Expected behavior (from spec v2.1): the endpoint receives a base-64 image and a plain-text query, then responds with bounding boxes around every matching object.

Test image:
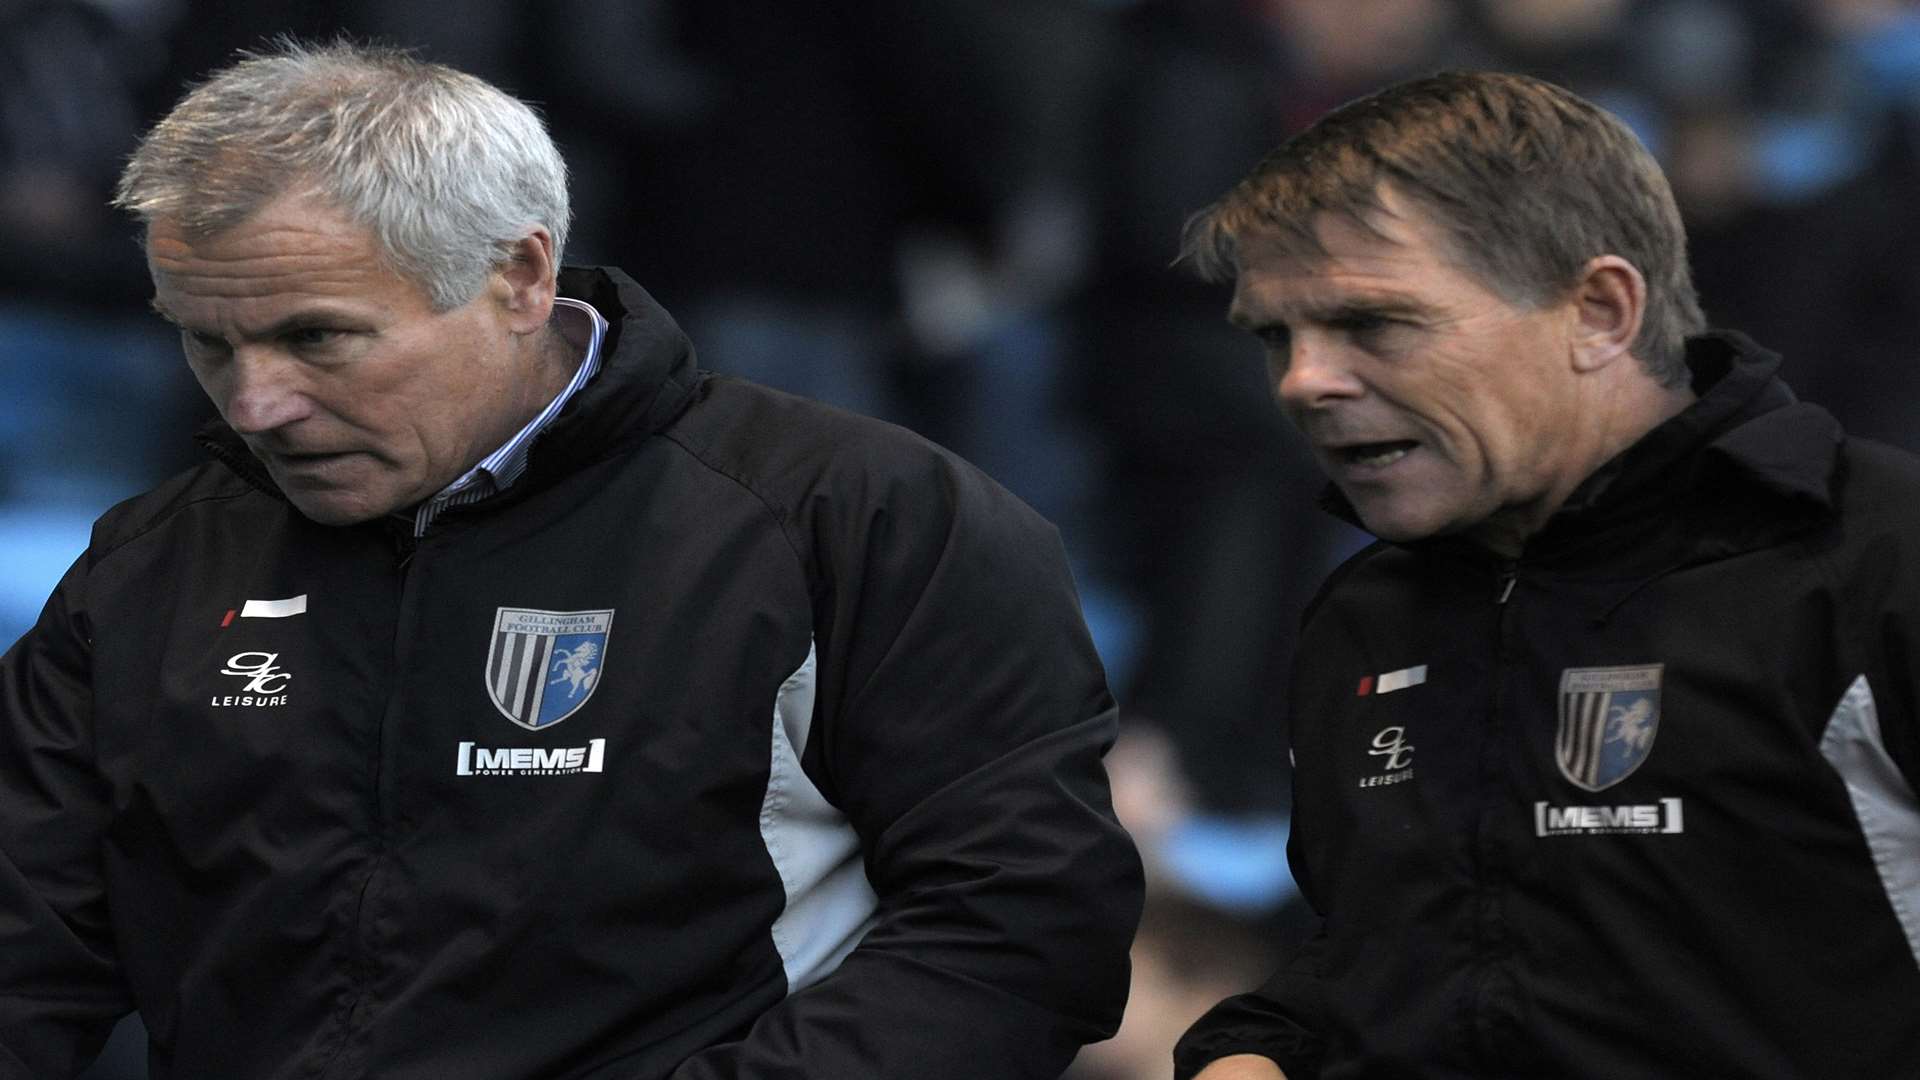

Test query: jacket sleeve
[1171,926,1328,1079]
[0,554,133,1079]
[1174,687,1336,1080]
[671,447,1144,1079]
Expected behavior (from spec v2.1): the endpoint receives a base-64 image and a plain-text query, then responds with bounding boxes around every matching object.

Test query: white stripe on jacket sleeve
[758,640,879,991]
[1820,674,1920,973]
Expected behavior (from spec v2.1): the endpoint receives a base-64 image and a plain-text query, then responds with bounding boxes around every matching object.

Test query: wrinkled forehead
[1231,191,1517,324]
[143,197,418,333]
[1226,210,1425,315]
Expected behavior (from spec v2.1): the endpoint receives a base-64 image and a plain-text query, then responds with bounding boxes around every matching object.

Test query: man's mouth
[1335,440,1419,469]
[262,449,361,477]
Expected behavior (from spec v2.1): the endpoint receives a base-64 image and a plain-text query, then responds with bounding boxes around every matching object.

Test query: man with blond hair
[1174,71,1919,1079]
[0,41,1140,1079]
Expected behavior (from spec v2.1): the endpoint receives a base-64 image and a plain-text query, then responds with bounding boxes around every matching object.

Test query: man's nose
[220,352,312,434]
[1276,334,1365,410]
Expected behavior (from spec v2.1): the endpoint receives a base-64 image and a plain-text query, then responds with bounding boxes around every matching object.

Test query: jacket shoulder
[1297,539,1399,629]
[88,462,261,564]
[1809,435,1920,590]
[661,374,1044,535]
[668,375,957,471]
[1834,435,1920,515]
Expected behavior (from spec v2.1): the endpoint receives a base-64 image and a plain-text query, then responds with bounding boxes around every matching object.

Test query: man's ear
[494,227,558,335]
[1568,254,1646,374]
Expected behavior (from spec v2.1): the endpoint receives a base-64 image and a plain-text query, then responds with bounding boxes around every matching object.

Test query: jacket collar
[1555,331,1838,516]
[519,266,703,479]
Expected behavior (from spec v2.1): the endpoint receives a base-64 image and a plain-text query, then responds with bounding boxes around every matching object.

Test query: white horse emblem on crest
[485,607,615,730]
[550,642,602,698]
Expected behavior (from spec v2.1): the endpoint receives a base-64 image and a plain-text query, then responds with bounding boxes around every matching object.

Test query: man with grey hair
[0,41,1141,1079]
[1172,71,1920,1079]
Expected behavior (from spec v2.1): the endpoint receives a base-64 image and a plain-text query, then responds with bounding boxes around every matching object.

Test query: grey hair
[115,39,570,311]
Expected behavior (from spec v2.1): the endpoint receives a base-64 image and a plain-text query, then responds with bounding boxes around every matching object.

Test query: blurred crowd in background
[5,1,1920,1077]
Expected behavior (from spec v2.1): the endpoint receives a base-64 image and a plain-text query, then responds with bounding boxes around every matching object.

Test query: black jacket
[0,268,1142,1079]
[1176,334,1920,1079]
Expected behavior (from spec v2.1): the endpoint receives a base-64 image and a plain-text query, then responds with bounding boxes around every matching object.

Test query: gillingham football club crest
[486,608,614,730]
[1556,664,1663,792]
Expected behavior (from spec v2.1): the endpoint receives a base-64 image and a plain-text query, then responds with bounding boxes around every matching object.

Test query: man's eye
[183,330,229,354]
[1255,326,1291,349]
[1331,313,1390,334]
[285,327,338,348]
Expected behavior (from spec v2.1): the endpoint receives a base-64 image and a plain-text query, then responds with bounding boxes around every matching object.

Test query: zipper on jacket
[389,520,419,576]
[315,522,418,1077]
[1468,555,1524,1069]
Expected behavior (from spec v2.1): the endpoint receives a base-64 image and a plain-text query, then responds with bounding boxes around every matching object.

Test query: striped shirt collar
[408,296,608,537]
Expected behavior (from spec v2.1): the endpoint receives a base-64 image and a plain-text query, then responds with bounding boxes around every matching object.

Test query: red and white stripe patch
[221,594,308,626]
[1357,664,1428,696]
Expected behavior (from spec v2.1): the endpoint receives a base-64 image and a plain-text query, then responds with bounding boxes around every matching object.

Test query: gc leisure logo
[1360,726,1415,788]
[212,651,294,708]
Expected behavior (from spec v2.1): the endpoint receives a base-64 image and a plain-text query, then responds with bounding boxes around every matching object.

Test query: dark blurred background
[4,1,1918,1077]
